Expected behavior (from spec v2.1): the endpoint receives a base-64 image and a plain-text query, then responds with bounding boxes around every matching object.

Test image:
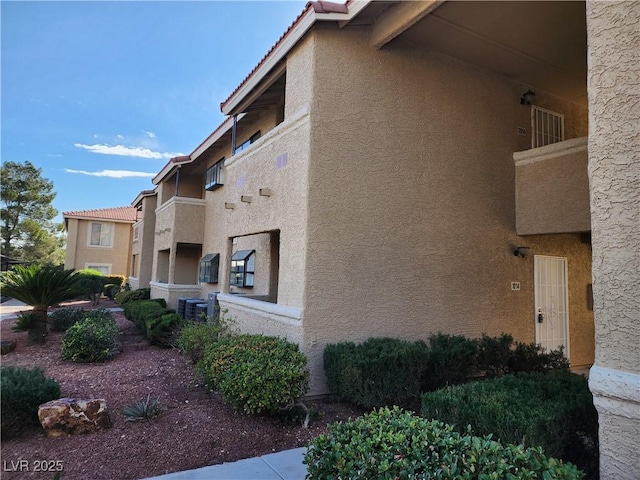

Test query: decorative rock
[1,340,16,355]
[38,398,111,437]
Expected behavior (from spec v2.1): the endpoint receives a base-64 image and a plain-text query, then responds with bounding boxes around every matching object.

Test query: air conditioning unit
[207,292,220,321]
[185,299,204,321]
[195,303,208,321]
[177,297,201,318]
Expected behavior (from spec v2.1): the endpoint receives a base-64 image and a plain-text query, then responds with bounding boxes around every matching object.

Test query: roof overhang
[132,189,157,208]
[152,155,192,185]
[221,1,371,116]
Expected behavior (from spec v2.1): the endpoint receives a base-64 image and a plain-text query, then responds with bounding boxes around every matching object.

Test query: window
[89,222,113,247]
[230,250,255,288]
[85,264,110,275]
[205,158,224,191]
[531,106,564,148]
[234,131,261,154]
[133,224,140,242]
[199,253,220,283]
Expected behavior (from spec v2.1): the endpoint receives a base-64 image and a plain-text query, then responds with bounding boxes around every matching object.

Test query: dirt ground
[0,298,364,480]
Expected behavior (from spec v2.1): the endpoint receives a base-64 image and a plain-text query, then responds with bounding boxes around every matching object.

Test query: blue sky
[1,0,307,222]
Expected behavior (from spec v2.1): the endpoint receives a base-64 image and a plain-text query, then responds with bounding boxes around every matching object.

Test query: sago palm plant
[1,265,82,343]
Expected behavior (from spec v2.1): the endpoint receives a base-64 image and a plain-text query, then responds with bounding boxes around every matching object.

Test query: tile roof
[63,206,139,223]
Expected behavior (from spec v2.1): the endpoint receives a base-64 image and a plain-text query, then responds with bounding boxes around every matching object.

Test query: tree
[1,160,64,264]
[0,265,82,343]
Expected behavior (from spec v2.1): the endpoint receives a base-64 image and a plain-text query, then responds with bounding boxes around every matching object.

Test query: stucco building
[64,206,138,276]
[130,2,639,477]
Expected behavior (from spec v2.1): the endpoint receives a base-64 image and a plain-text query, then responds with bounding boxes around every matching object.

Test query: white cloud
[64,169,156,178]
[143,131,157,139]
[74,143,184,159]
[116,134,125,140]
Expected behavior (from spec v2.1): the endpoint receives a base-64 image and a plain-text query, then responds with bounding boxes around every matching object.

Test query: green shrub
[103,283,121,300]
[177,321,228,364]
[199,334,309,415]
[1,366,61,437]
[48,307,86,332]
[145,313,184,347]
[121,394,165,422]
[11,311,38,332]
[324,337,429,409]
[476,333,569,378]
[147,298,167,308]
[61,314,120,363]
[75,268,105,305]
[423,333,478,391]
[305,406,583,480]
[124,300,167,331]
[114,288,150,306]
[104,274,126,287]
[421,371,597,478]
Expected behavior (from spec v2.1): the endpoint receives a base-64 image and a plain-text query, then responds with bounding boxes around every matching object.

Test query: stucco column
[586,2,640,479]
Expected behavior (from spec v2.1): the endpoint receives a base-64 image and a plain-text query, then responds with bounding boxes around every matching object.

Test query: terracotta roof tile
[63,206,139,223]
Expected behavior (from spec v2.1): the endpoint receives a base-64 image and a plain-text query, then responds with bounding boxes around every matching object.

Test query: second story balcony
[155,196,206,249]
[514,136,589,235]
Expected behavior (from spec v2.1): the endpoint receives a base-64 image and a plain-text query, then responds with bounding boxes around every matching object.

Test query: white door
[534,255,570,358]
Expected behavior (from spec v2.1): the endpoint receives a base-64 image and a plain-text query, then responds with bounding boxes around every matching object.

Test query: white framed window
[205,158,225,191]
[230,250,255,288]
[88,222,114,247]
[85,263,111,275]
[531,106,564,148]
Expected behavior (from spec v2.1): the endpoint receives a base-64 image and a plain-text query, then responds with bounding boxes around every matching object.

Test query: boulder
[38,398,111,437]
[1,340,16,355]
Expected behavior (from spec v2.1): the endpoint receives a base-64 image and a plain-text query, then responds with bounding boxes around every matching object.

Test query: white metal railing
[531,106,564,148]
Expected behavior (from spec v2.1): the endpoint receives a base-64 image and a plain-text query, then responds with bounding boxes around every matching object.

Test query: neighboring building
[131,2,638,477]
[63,206,139,276]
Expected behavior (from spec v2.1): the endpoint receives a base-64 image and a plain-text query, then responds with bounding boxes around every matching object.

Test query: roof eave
[221,1,369,116]
[152,155,192,185]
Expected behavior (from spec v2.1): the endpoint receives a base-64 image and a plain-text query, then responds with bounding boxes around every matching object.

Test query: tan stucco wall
[64,218,132,276]
[586,1,640,478]
[515,137,590,234]
[133,194,157,288]
[230,233,272,298]
[300,26,593,393]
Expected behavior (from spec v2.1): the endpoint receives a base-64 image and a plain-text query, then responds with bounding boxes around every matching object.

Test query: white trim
[513,136,587,166]
[218,293,303,326]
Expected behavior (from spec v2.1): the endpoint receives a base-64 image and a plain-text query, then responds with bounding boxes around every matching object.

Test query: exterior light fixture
[520,90,536,105]
[513,246,530,258]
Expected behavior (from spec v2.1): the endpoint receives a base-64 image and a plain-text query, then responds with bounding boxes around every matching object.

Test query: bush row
[421,370,598,479]
[176,319,310,418]
[304,406,584,480]
[324,332,569,409]
[122,297,183,347]
[75,269,126,304]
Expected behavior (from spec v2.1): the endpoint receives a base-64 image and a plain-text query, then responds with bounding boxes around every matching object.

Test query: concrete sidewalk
[141,447,308,480]
[0,298,33,321]
[0,299,123,322]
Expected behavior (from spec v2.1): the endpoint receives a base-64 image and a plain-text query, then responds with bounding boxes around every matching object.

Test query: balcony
[154,197,206,249]
[514,137,589,235]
